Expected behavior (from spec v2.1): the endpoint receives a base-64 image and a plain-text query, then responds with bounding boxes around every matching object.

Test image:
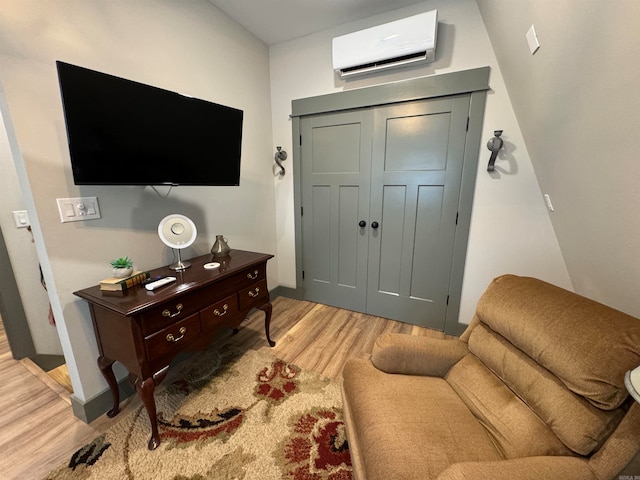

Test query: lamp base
[169,261,191,271]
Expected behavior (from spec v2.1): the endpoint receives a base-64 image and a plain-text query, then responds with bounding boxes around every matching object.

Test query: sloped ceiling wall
[477,0,640,318]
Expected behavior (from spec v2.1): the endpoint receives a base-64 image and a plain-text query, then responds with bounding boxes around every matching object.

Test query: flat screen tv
[56,61,243,186]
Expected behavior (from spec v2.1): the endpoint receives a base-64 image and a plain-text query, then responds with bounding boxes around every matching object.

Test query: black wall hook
[487,130,504,172]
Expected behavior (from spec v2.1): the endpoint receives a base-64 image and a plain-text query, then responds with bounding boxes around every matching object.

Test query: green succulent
[110,256,133,269]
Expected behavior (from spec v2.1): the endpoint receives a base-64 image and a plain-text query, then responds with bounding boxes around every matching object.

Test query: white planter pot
[112,267,133,278]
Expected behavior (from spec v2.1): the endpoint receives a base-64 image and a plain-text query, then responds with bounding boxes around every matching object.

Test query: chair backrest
[448,275,640,458]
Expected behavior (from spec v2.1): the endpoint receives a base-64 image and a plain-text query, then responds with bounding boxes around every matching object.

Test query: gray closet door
[366,95,470,329]
[300,109,373,312]
[301,94,470,330]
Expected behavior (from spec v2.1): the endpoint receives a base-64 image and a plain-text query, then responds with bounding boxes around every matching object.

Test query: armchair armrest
[436,456,597,480]
[371,333,468,377]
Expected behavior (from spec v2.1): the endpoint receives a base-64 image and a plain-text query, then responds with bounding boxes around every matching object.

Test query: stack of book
[100,271,150,292]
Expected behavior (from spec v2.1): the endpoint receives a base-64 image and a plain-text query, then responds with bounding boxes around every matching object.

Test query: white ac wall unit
[332,10,438,78]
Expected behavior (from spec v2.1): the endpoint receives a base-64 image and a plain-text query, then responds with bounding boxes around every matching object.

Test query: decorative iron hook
[274,146,287,176]
[487,130,504,172]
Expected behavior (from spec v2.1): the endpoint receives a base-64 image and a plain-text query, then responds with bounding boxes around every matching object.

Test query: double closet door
[300,94,470,330]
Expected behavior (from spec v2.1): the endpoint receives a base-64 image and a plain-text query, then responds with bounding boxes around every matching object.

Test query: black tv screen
[56,61,243,186]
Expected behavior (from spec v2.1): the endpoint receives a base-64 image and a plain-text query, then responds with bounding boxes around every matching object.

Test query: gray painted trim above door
[292,67,490,118]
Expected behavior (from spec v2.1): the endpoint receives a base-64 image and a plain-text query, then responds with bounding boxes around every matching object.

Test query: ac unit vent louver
[332,10,438,78]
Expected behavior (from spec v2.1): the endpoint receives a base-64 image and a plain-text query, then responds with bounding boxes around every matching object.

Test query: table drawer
[144,313,201,361]
[242,265,266,283]
[200,294,239,333]
[239,279,269,310]
[140,284,225,336]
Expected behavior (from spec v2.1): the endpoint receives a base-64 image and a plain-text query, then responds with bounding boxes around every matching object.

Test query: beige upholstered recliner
[341,275,640,480]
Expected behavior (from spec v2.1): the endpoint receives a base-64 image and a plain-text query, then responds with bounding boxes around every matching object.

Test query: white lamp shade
[157,214,197,249]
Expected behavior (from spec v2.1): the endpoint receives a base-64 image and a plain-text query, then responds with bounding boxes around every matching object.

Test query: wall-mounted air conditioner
[332,10,438,78]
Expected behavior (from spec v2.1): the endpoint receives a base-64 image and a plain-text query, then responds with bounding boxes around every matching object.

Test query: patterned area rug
[46,347,352,479]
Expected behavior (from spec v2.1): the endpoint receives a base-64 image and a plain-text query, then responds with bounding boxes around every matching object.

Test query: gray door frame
[0,224,36,359]
[291,67,490,336]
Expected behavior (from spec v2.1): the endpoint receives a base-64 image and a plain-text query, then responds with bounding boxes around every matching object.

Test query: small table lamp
[625,366,640,403]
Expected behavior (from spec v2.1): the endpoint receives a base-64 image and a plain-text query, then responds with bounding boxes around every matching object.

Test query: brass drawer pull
[247,270,259,280]
[213,304,229,316]
[248,287,260,298]
[166,326,186,343]
[162,303,183,318]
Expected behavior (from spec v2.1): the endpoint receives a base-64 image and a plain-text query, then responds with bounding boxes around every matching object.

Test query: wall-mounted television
[56,61,243,186]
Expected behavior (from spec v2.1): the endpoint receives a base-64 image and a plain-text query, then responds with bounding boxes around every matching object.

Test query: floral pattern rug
[46,347,352,480]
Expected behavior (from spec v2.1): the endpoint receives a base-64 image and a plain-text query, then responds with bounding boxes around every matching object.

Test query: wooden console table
[74,249,275,450]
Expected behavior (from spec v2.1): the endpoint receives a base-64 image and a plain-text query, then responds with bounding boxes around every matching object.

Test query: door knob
[371,221,379,229]
[359,220,367,228]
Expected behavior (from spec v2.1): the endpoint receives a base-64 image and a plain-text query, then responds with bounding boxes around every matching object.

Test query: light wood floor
[0,296,441,480]
[46,363,73,393]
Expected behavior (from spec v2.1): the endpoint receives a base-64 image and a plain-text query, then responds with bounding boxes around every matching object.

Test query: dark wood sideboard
[74,249,275,450]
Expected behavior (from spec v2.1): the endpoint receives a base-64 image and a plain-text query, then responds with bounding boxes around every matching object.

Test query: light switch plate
[56,196,101,223]
[11,210,30,228]
[526,25,540,55]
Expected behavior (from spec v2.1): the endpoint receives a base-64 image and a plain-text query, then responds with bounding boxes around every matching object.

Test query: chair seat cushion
[342,358,502,480]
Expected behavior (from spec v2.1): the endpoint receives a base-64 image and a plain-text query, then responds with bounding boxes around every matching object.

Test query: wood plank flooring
[0,296,441,479]
[0,320,100,479]
[46,364,73,393]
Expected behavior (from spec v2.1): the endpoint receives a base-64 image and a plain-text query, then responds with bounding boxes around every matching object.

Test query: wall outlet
[56,197,101,223]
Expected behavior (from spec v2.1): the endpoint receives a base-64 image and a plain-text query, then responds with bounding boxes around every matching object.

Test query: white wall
[477,0,640,319]
[0,0,276,404]
[269,0,572,323]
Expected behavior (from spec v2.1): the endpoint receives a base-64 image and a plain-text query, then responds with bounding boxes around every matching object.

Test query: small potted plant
[110,256,134,278]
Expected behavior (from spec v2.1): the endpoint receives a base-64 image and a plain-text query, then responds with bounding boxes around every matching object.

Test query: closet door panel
[300,94,471,331]
[367,95,470,329]
[300,109,372,312]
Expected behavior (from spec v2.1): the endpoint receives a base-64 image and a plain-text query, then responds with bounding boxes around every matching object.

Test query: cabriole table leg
[258,302,276,347]
[97,356,120,418]
[135,376,161,450]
